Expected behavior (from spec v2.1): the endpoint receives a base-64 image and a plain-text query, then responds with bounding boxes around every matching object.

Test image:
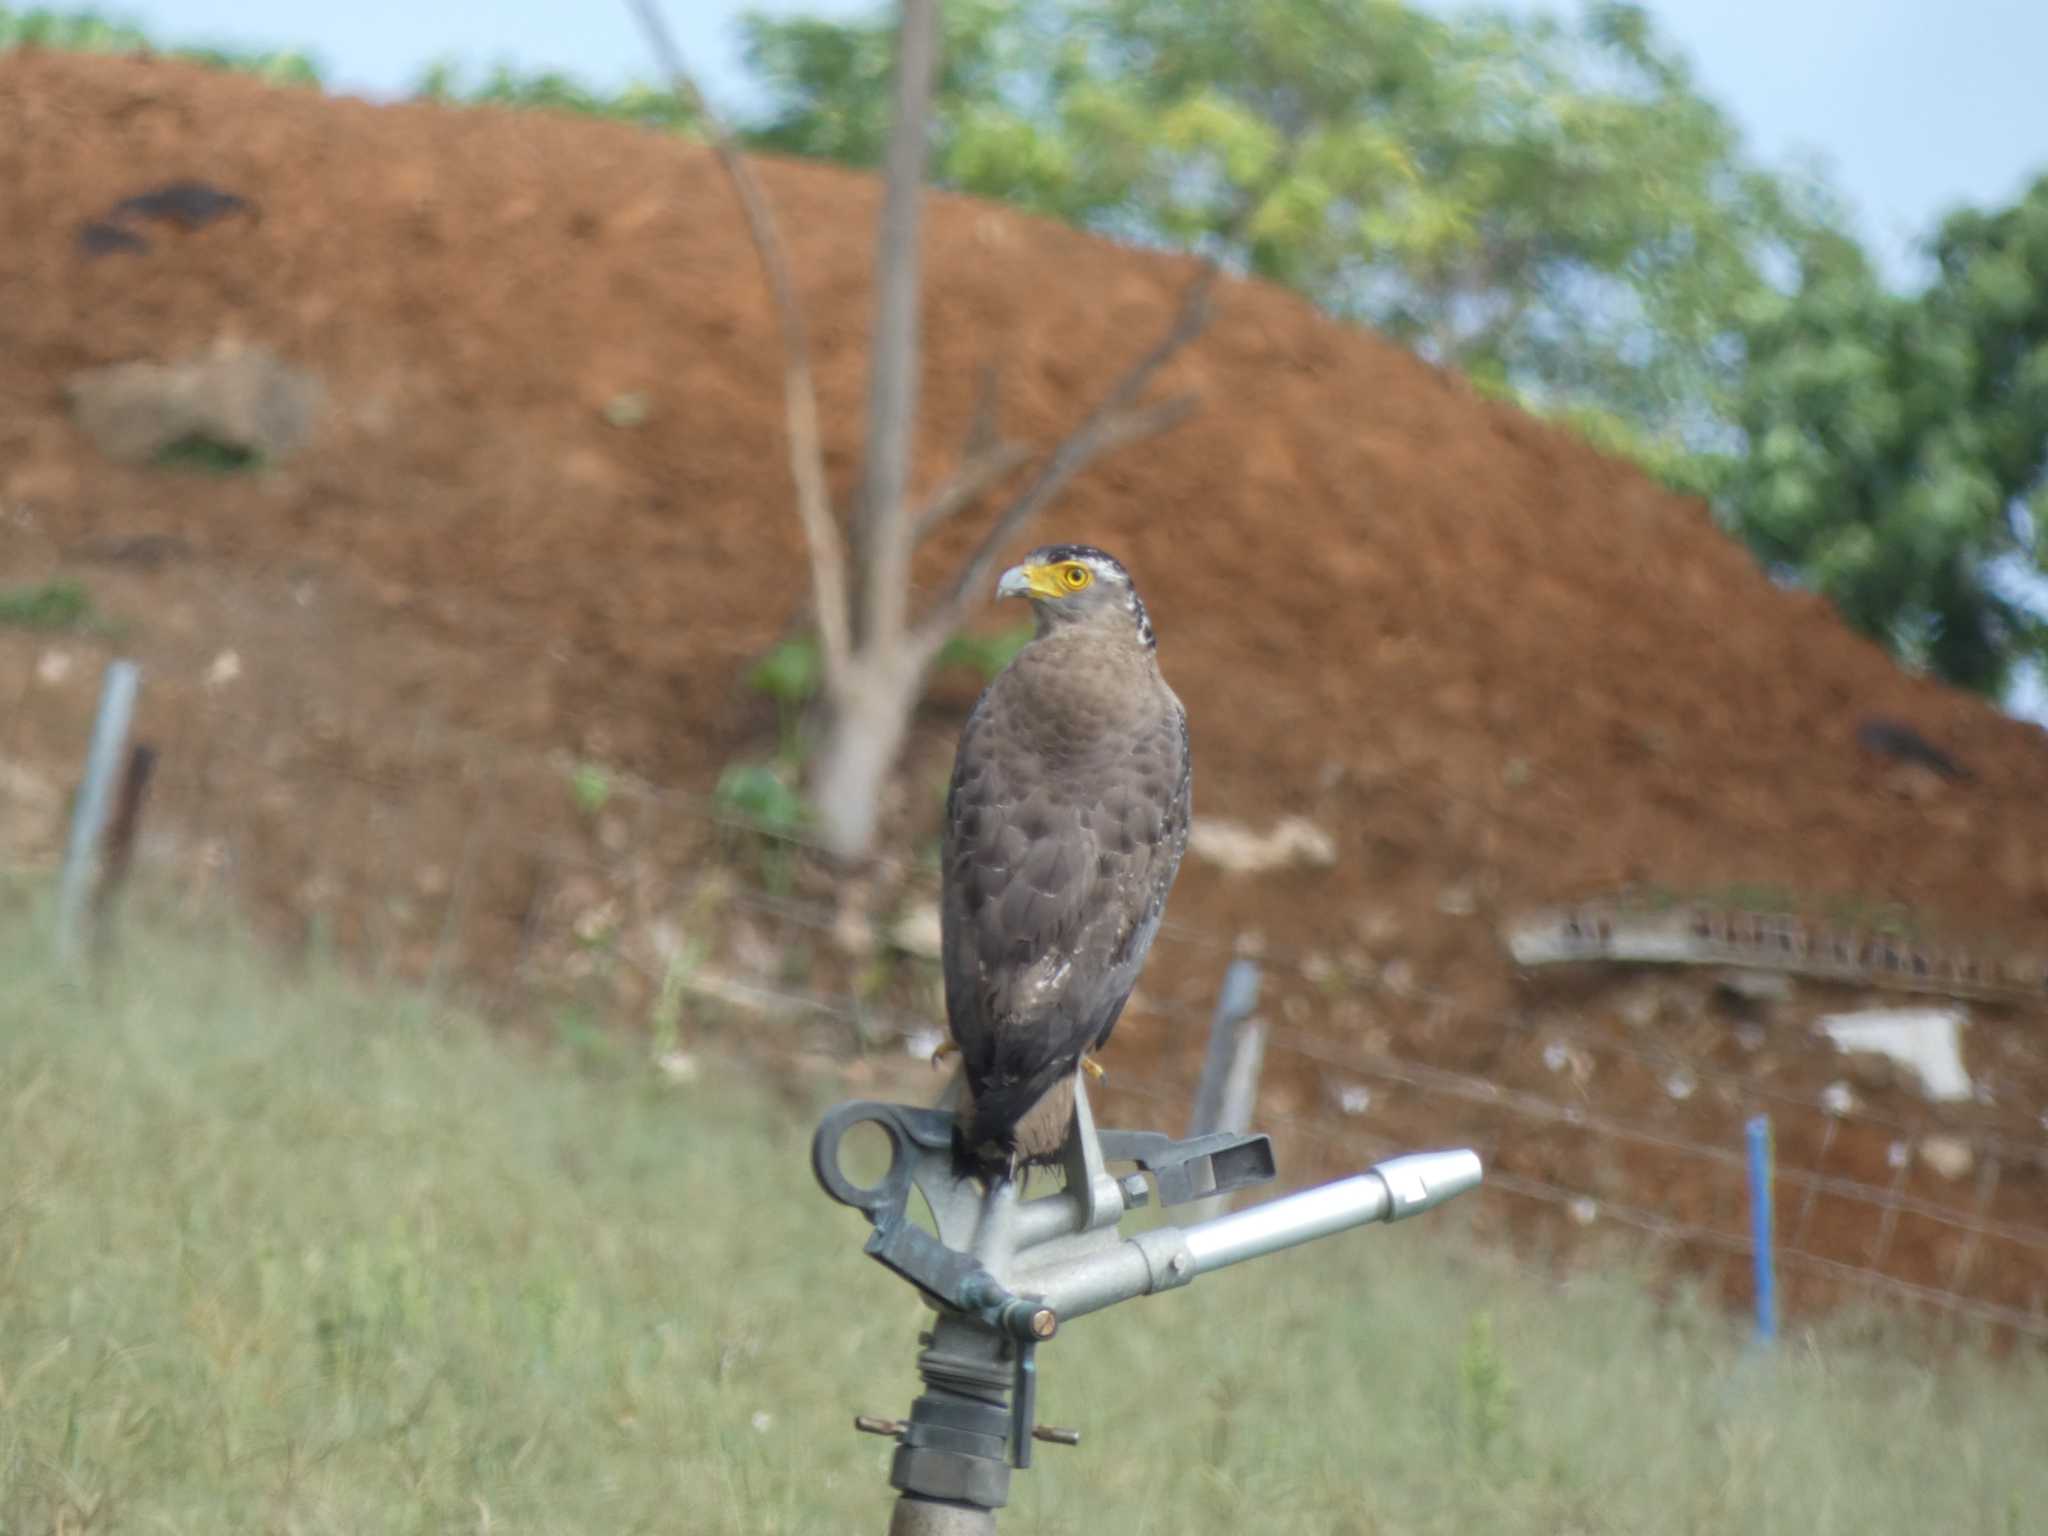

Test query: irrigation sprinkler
[812,1070,1483,1533]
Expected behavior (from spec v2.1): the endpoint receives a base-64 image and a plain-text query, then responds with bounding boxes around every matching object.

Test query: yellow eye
[1057,562,1092,591]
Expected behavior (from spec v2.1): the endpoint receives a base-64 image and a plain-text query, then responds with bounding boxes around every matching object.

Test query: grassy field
[1,890,2043,1535]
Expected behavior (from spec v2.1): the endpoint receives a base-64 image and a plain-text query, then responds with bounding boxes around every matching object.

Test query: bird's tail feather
[950,1056,1075,1186]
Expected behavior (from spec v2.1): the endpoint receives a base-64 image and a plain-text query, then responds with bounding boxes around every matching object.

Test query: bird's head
[995,544,1155,648]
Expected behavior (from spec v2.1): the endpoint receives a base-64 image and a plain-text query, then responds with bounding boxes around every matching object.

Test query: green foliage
[712,758,810,891]
[2,906,2046,1532]
[746,632,825,763]
[567,760,614,817]
[0,5,322,84]
[736,0,1837,459]
[0,4,147,51]
[411,58,699,132]
[934,621,1033,683]
[1728,180,2048,693]
[0,578,92,632]
[151,431,262,474]
[714,758,809,833]
[1547,401,1732,501]
[1457,1309,1519,1469]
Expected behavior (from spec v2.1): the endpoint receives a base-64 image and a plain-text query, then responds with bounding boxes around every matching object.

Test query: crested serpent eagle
[938,545,1192,1184]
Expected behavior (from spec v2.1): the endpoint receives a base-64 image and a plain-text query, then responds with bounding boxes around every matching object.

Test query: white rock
[1187,815,1337,874]
[1817,1007,1973,1103]
[1918,1135,1973,1181]
[888,902,943,961]
[1435,883,1478,917]
[1542,1040,1592,1082]
[65,340,321,465]
[1820,1081,1857,1117]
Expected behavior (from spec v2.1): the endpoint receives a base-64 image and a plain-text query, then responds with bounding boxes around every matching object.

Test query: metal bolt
[1169,1250,1190,1277]
[1029,1307,1058,1340]
[1119,1172,1151,1208]
[853,1415,907,1438]
[1031,1424,1082,1447]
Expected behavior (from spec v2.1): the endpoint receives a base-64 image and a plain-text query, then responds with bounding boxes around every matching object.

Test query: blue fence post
[54,658,141,972]
[1747,1114,1777,1343]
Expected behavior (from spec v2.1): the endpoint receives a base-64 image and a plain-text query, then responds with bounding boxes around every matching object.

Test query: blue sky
[113,1,2048,286]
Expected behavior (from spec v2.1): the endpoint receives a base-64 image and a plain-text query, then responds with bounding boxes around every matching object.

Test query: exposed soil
[3,50,2045,1340]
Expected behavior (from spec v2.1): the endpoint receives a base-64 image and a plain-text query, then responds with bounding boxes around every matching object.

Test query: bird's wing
[940,685,1191,1101]
[1083,696,1192,1051]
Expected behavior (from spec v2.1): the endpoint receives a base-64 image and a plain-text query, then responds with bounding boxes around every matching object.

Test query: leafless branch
[910,440,1036,547]
[910,360,1028,547]
[910,378,1197,554]
[626,0,851,687]
[1085,392,1202,458]
[913,256,1221,657]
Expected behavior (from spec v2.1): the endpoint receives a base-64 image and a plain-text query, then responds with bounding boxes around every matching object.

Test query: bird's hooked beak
[996,563,1044,601]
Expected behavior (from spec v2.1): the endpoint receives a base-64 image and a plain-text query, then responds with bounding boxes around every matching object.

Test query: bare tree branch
[1085,392,1203,458]
[852,0,943,655]
[908,142,1308,660]
[910,439,1037,548]
[910,359,1025,547]
[626,0,852,688]
[911,377,1195,552]
[912,256,1222,658]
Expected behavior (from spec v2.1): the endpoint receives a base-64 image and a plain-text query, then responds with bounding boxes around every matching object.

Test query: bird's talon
[1081,1056,1108,1083]
[930,1040,959,1070]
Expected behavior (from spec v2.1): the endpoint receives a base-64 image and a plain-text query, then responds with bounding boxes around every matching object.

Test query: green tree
[0,5,322,84]
[411,60,698,132]
[1730,178,2048,694]
[737,0,1837,455]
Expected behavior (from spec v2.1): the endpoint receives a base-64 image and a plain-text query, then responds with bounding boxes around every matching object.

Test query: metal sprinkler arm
[813,1072,1483,1534]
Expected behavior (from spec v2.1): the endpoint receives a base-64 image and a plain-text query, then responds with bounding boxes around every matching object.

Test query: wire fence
[6,643,2046,1344]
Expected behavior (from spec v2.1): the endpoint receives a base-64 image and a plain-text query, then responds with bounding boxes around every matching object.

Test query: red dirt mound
[3,51,2045,1335]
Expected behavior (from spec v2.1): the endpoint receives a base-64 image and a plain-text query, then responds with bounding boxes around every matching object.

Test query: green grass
[0,579,94,633]
[150,433,264,475]
[1,893,2043,1534]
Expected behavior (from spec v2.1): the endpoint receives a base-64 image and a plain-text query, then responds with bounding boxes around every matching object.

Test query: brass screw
[1028,1307,1058,1340]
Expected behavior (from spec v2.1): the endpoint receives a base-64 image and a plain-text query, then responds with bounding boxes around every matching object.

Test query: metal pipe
[1183,1171,1394,1272]
[1034,1151,1482,1321]
[888,1496,998,1535]
[1012,1186,1103,1249]
[1183,1150,1482,1273]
